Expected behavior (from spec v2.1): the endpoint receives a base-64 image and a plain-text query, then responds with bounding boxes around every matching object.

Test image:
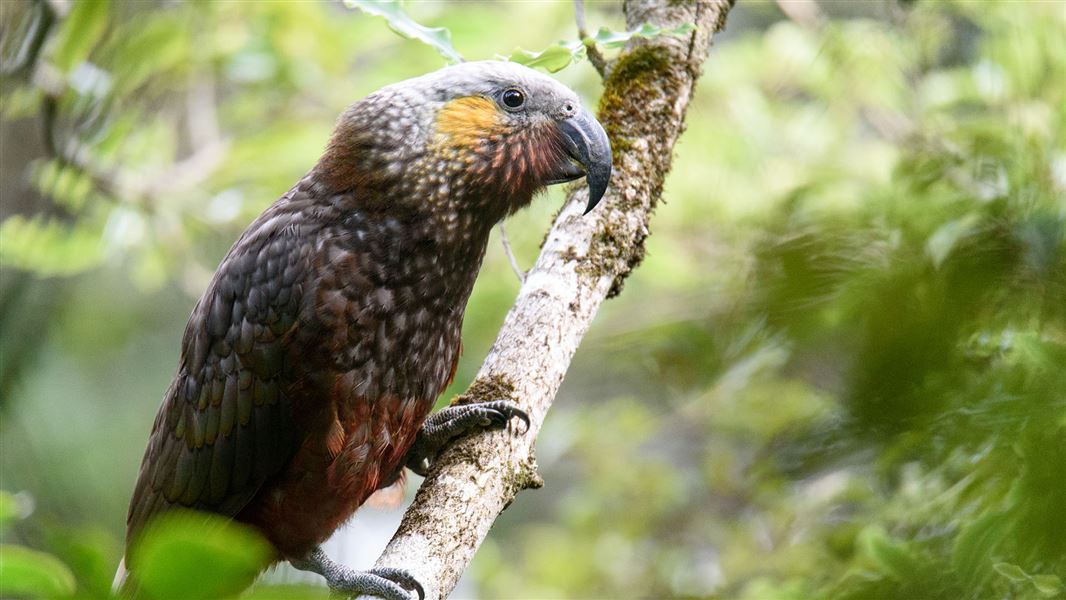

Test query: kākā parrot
[119,60,611,599]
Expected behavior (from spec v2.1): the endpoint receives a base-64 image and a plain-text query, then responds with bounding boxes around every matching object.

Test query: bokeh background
[1,0,1064,598]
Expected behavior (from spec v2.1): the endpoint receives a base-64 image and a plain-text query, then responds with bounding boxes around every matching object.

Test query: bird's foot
[290,548,424,600]
[330,568,424,600]
[405,400,530,476]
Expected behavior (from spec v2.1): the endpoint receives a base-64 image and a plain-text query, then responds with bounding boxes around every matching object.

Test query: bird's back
[125,183,320,549]
[125,176,483,564]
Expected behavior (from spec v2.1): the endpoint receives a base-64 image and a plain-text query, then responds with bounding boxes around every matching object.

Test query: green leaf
[129,510,272,600]
[993,562,1030,583]
[857,526,919,578]
[0,544,77,598]
[504,42,585,73]
[242,584,332,599]
[344,0,463,63]
[501,22,695,73]
[0,86,43,119]
[585,22,696,50]
[0,491,18,531]
[0,215,105,276]
[926,212,982,268]
[50,0,110,72]
[30,160,96,213]
[1031,574,1064,597]
[953,512,1009,589]
[108,16,190,95]
[46,525,122,600]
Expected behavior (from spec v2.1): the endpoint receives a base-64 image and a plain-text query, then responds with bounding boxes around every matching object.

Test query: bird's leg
[405,400,530,476]
[290,547,424,600]
[294,403,529,594]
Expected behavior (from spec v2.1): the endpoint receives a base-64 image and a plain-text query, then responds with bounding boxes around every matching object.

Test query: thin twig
[498,222,525,283]
[574,0,608,79]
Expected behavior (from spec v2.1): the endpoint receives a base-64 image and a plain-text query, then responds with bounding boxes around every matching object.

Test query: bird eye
[501,88,525,109]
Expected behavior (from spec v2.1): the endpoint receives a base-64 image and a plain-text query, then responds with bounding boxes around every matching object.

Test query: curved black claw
[476,400,531,434]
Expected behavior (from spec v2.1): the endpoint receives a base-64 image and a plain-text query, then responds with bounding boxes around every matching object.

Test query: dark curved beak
[553,109,612,214]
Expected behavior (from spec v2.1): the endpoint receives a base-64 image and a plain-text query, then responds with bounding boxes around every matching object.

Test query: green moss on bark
[599,45,673,166]
[454,374,516,405]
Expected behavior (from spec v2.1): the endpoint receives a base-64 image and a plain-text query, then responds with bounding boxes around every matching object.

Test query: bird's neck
[307,152,525,303]
[335,204,496,308]
[422,208,496,292]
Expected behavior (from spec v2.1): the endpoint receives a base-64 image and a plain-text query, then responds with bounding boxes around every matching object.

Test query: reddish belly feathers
[236,390,431,559]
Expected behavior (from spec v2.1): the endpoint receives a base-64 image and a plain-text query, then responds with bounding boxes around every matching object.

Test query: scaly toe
[329,569,421,600]
[368,568,425,600]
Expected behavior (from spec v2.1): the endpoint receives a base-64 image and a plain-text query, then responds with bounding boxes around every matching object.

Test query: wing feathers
[210,428,235,503]
[125,204,308,546]
[232,419,255,491]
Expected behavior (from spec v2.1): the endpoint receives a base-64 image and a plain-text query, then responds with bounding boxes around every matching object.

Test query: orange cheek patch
[435,96,501,149]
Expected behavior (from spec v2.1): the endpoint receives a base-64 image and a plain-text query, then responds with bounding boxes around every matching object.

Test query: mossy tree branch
[363,2,734,598]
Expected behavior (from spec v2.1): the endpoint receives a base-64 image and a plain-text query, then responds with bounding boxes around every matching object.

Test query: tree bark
[368,2,734,598]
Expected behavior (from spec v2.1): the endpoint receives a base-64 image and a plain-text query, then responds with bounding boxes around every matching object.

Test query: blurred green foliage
[0,495,324,599]
[0,542,77,598]
[345,0,463,64]
[127,511,273,599]
[1,0,1064,599]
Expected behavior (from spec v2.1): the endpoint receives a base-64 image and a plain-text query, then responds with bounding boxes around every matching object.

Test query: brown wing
[126,202,312,547]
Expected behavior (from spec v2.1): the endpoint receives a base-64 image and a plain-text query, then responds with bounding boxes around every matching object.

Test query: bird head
[315,61,612,221]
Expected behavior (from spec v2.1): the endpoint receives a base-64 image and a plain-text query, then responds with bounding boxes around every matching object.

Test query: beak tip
[582,162,611,215]
[558,109,612,216]
[583,181,608,215]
